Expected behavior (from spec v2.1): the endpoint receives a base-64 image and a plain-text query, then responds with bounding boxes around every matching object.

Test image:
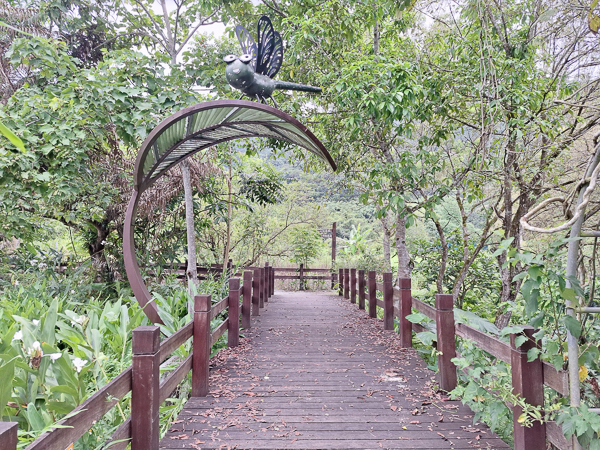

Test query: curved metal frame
[123,100,336,323]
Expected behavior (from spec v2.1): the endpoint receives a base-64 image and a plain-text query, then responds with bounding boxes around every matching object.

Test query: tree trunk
[380,213,392,273]
[222,150,233,277]
[395,213,411,281]
[181,158,197,311]
[432,217,447,294]
[88,220,110,282]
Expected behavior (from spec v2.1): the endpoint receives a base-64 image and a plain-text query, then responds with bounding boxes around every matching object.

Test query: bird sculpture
[224,16,322,105]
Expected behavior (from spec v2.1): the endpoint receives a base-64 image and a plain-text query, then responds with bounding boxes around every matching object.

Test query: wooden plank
[210,319,228,346]
[105,418,131,450]
[209,296,229,320]
[159,355,193,403]
[161,291,510,450]
[274,267,331,273]
[547,421,572,450]
[411,297,436,321]
[158,321,193,364]
[543,362,569,396]
[455,323,511,363]
[275,275,332,280]
[26,368,132,450]
[0,422,17,450]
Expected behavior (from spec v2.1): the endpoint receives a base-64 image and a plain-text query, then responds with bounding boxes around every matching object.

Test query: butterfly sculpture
[224,16,322,105]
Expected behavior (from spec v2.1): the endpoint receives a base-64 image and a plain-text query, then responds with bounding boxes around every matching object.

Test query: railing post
[259,267,265,308]
[299,263,305,291]
[399,278,412,348]
[344,268,350,299]
[252,269,260,316]
[350,268,357,304]
[331,267,337,290]
[435,294,457,392]
[228,278,240,348]
[242,271,252,329]
[192,295,211,396]
[132,325,160,450]
[510,326,545,450]
[338,268,344,296]
[383,273,394,330]
[270,266,274,297]
[368,271,377,318]
[0,422,18,450]
[358,269,365,310]
[264,262,270,302]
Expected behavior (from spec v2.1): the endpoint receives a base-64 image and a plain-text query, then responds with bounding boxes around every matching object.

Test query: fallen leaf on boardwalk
[409,421,420,424]
[291,439,298,443]
[390,405,398,411]
[244,392,256,396]
[170,435,189,440]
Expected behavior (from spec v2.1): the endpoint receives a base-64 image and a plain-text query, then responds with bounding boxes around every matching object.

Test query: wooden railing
[337,267,572,450]
[273,265,336,290]
[0,266,274,450]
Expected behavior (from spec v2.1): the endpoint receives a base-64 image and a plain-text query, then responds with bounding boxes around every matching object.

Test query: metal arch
[123,100,336,324]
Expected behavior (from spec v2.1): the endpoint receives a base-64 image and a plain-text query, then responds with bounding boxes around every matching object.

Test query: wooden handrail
[209,296,229,320]
[6,269,269,450]
[210,320,228,347]
[159,321,193,363]
[339,266,571,450]
[24,367,133,450]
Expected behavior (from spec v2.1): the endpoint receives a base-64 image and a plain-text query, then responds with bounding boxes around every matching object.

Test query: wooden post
[344,268,350,299]
[435,294,457,392]
[132,325,160,450]
[299,263,305,291]
[264,262,270,302]
[511,327,545,450]
[242,271,252,329]
[358,269,365,310]
[338,268,344,296]
[368,271,377,318]
[331,222,336,263]
[269,267,275,298]
[259,267,265,308]
[383,272,394,330]
[252,269,260,316]
[192,295,211,396]
[0,422,18,450]
[399,278,412,348]
[228,278,240,348]
[350,268,357,304]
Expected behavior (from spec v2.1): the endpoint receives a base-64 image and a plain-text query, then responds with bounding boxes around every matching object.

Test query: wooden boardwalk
[160,291,510,449]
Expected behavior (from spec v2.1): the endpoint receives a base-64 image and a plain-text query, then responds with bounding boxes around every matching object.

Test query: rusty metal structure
[123,99,336,323]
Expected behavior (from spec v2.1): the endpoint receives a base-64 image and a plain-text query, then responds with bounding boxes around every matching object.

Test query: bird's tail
[274,80,322,93]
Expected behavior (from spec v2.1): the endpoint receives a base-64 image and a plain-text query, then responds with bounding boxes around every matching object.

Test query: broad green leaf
[0,121,26,152]
[561,315,582,338]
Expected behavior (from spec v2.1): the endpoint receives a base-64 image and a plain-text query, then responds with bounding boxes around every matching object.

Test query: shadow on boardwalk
[160,291,510,449]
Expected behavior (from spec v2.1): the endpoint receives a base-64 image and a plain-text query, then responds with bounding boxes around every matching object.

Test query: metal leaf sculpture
[225,16,321,105]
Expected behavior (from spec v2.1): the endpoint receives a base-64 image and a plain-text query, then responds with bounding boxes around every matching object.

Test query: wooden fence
[0,266,275,450]
[337,267,571,450]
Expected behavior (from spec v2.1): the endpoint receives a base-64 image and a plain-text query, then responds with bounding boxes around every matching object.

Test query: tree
[0,37,207,273]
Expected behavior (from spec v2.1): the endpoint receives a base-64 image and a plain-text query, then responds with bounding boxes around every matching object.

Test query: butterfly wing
[235,24,257,68]
[266,31,283,78]
[255,16,277,76]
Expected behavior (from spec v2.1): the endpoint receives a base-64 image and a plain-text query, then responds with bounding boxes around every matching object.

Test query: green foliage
[412,230,501,314]
[290,227,323,268]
